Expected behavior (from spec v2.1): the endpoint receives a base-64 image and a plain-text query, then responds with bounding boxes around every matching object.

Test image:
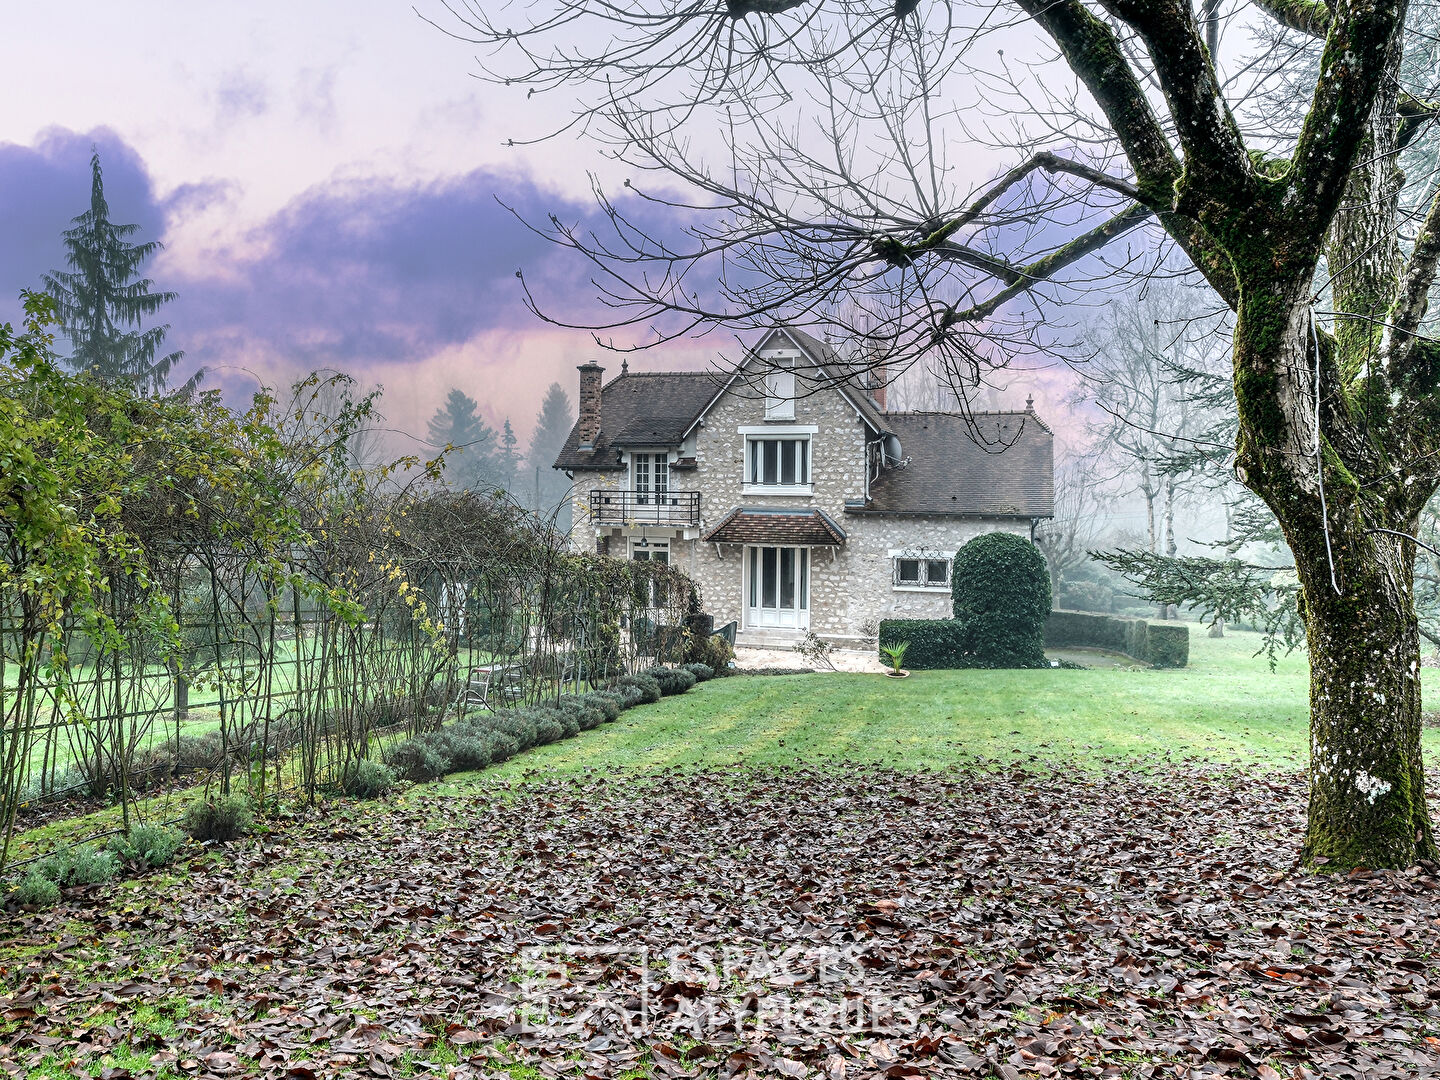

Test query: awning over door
[703,507,847,546]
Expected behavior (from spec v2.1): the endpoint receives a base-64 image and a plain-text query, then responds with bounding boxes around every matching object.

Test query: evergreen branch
[1092,548,1305,668]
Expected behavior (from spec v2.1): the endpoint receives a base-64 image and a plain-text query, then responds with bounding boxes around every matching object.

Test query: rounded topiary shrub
[183,794,255,842]
[951,532,1051,669]
[341,758,397,800]
[617,673,662,704]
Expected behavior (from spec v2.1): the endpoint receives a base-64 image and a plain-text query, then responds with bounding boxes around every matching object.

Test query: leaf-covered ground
[3,765,1438,1079]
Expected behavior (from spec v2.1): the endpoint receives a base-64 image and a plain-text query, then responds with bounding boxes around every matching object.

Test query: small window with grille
[893,555,951,589]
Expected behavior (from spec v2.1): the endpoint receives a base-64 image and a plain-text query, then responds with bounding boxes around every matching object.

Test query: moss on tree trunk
[1293,531,1437,869]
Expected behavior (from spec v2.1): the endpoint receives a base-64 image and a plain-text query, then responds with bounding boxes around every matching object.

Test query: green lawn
[16,627,1437,863]
[438,628,1436,786]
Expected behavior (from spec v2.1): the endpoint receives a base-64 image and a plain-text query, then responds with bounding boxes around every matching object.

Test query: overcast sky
[0,2,715,448]
[0,1,1088,456]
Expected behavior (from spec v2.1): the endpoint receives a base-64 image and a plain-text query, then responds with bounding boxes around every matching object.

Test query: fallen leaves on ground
[2,764,1438,1079]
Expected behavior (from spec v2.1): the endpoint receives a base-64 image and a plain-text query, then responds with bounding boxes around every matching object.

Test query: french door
[633,453,668,505]
[745,546,809,629]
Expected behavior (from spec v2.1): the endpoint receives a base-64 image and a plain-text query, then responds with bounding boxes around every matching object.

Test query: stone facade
[562,333,1045,644]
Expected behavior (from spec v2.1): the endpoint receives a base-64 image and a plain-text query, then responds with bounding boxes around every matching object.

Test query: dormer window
[764,361,796,420]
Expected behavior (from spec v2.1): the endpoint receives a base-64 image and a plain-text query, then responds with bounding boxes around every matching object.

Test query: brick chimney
[870,363,888,411]
[576,362,605,449]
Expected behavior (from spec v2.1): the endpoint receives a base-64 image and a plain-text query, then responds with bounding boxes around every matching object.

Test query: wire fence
[1,495,701,875]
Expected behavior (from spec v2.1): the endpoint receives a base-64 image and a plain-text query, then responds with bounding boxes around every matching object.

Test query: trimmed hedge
[617,672,663,704]
[380,664,705,793]
[1043,609,1189,668]
[1145,623,1190,668]
[645,664,697,696]
[950,533,1051,668]
[877,619,969,670]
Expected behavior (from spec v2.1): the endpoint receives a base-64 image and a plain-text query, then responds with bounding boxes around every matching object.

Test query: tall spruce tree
[427,388,499,492]
[500,418,520,492]
[42,151,191,395]
[527,383,574,525]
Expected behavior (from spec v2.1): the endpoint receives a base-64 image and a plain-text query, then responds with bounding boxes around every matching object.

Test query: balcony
[590,489,701,527]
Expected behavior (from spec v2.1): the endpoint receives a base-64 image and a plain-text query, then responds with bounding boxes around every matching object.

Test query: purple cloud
[176,167,616,364]
[0,128,695,393]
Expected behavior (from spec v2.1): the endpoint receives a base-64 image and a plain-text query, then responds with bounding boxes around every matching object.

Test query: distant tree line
[424,381,574,527]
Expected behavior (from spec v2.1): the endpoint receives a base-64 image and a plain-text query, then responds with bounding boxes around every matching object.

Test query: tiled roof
[554,329,892,472]
[610,415,694,446]
[554,371,724,471]
[703,507,848,546]
[779,326,891,435]
[861,411,1054,518]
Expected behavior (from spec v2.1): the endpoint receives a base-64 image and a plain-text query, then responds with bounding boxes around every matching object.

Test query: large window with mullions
[746,436,811,490]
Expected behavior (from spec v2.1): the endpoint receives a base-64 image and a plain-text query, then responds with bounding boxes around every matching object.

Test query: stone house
[553,327,1055,647]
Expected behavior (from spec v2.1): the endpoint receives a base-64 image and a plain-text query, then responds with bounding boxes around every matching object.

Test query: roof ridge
[887,408,1053,433]
[887,408,1034,416]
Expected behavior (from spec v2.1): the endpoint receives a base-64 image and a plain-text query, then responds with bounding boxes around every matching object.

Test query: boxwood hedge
[876,619,969,670]
[950,532,1051,669]
[1043,610,1189,668]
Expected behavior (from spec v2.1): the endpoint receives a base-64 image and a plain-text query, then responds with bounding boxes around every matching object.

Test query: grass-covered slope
[444,630,1434,784]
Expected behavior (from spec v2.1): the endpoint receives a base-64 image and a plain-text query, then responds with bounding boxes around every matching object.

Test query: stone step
[734,630,808,650]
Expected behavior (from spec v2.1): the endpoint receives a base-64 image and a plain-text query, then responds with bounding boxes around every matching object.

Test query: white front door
[745,546,809,629]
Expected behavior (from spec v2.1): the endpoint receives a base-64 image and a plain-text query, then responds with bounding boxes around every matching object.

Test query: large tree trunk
[1290,526,1436,868]
[1235,278,1438,870]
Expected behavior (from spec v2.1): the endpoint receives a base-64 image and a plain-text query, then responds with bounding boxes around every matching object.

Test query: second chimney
[870,363,888,411]
[577,362,605,449]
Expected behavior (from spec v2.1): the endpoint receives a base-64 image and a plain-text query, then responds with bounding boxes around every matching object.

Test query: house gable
[679,327,892,443]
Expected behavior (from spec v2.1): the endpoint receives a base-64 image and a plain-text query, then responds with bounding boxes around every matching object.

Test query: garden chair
[457,664,523,712]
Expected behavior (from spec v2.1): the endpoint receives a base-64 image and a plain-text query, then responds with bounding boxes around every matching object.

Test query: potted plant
[880,641,910,678]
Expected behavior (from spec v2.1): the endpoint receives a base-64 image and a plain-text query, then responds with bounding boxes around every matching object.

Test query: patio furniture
[456,663,523,711]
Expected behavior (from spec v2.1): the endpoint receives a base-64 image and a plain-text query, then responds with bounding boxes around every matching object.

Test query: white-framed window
[631,452,668,504]
[764,363,796,420]
[631,540,670,607]
[747,436,810,488]
[891,553,951,590]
